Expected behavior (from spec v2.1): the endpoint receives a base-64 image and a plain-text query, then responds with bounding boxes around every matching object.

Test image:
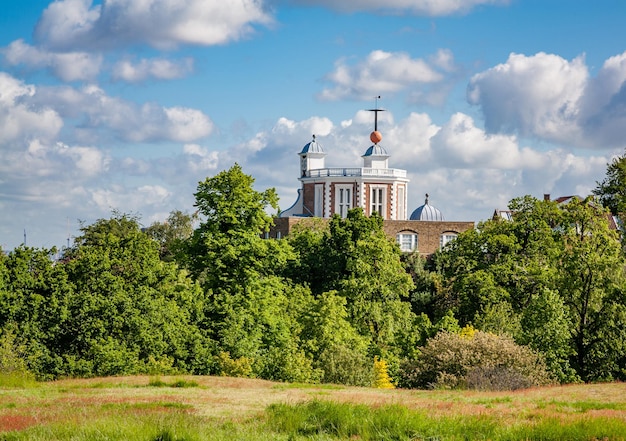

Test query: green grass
[0,377,624,440]
[147,376,200,388]
[266,400,626,441]
[0,372,37,389]
[267,400,499,440]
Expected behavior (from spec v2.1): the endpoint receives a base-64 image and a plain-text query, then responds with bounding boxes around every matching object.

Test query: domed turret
[300,134,324,154]
[299,135,326,177]
[410,194,444,221]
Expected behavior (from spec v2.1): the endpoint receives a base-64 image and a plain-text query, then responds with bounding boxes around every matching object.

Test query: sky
[1,0,626,251]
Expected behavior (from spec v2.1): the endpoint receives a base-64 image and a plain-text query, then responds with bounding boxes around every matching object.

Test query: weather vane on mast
[368,96,385,144]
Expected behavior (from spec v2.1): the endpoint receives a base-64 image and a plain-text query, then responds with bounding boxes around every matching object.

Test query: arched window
[440,232,458,249]
[396,231,418,252]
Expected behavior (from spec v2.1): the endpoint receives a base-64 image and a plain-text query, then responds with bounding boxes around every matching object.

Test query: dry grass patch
[0,376,624,439]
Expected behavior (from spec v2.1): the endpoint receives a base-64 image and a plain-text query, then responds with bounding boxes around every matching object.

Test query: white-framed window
[440,233,458,249]
[314,184,324,217]
[397,186,405,220]
[335,184,352,218]
[370,186,386,217]
[396,232,418,252]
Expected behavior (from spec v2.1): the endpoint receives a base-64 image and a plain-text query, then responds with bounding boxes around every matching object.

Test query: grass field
[0,375,624,440]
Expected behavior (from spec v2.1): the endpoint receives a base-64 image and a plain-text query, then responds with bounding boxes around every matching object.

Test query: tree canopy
[2,163,625,387]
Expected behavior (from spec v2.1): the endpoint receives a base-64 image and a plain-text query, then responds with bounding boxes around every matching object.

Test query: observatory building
[273,109,474,255]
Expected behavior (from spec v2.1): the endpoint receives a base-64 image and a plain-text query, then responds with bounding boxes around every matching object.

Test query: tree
[557,197,626,381]
[593,151,626,216]
[144,210,197,262]
[0,246,71,379]
[183,165,316,381]
[289,209,417,360]
[431,195,626,382]
[62,213,212,377]
[184,163,293,290]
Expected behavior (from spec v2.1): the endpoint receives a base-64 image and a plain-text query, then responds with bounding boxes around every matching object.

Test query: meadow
[0,375,624,440]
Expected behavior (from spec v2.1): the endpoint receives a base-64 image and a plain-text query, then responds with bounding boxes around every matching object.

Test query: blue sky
[1,0,626,250]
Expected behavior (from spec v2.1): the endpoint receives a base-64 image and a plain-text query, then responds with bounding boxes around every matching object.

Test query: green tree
[300,291,372,385]
[433,196,561,325]
[289,209,416,361]
[62,213,212,377]
[558,197,626,381]
[0,246,71,379]
[144,209,197,262]
[184,165,316,381]
[432,195,626,382]
[184,163,292,290]
[593,151,626,216]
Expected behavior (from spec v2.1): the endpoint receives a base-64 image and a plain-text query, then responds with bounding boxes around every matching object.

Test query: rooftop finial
[368,95,385,131]
[425,193,429,204]
[368,96,384,144]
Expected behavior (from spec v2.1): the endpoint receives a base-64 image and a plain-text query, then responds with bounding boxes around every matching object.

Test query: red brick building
[277,120,474,256]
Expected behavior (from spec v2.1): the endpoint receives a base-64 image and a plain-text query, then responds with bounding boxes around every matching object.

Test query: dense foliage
[1,162,624,387]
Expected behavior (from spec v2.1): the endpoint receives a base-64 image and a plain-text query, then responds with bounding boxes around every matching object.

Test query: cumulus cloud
[2,39,103,82]
[32,84,214,143]
[34,0,273,51]
[431,112,544,169]
[112,57,194,82]
[320,50,450,101]
[91,184,171,212]
[0,72,63,145]
[221,112,612,225]
[183,144,219,172]
[468,51,626,150]
[285,0,509,16]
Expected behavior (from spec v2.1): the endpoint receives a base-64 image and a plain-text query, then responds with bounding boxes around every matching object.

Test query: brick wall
[270,216,474,256]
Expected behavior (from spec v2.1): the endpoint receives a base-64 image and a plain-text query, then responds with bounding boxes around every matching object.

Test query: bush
[372,357,395,389]
[398,330,553,390]
[216,351,254,378]
[0,328,36,388]
[317,344,374,386]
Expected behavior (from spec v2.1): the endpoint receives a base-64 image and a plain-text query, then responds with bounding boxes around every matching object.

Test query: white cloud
[112,57,194,82]
[320,50,445,101]
[223,112,612,225]
[468,51,626,150]
[183,144,219,172]
[32,84,214,143]
[0,72,63,145]
[91,185,171,212]
[467,52,588,144]
[286,0,509,16]
[2,39,102,82]
[431,112,544,169]
[34,0,273,51]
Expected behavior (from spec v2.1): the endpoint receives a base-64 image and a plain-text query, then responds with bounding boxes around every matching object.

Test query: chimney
[543,194,551,201]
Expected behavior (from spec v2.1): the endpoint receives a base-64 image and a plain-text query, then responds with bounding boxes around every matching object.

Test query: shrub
[372,357,395,389]
[216,351,254,378]
[317,343,374,386]
[398,330,553,390]
[0,328,36,388]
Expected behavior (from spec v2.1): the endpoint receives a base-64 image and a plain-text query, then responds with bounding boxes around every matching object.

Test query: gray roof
[410,195,444,221]
[362,144,389,157]
[300,135,324,154]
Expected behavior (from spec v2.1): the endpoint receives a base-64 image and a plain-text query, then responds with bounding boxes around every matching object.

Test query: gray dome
[300,135,324,154]
[362,144,389,157]
[410,194,444,221]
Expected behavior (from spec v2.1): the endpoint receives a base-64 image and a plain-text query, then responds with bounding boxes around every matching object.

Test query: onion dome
[362,143,389,157]
[410,194,445,221]
[300,134,324,154]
